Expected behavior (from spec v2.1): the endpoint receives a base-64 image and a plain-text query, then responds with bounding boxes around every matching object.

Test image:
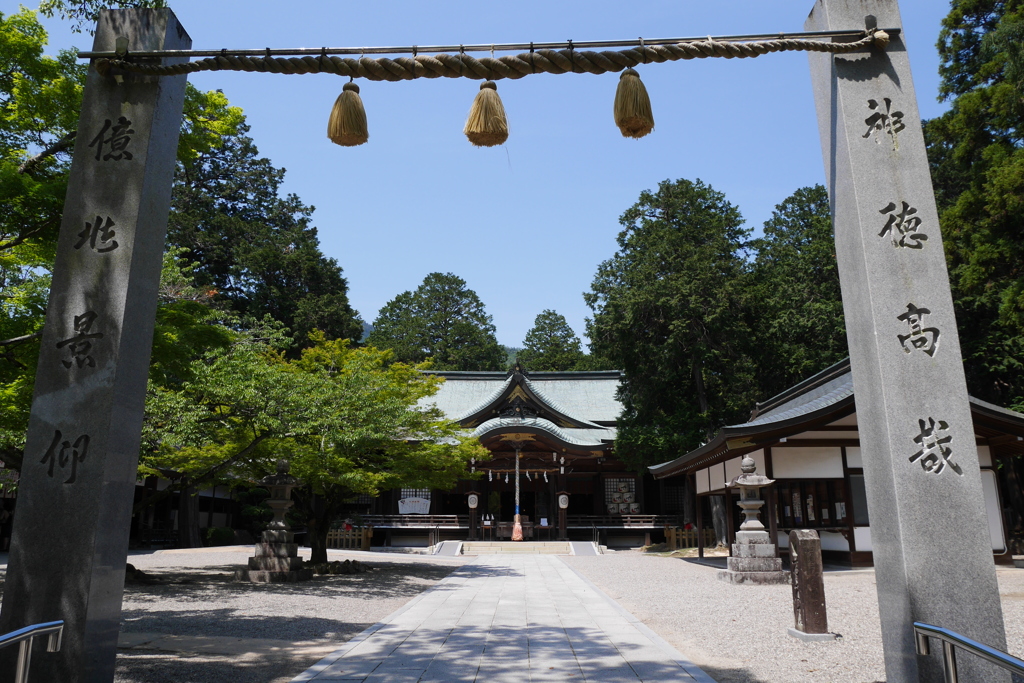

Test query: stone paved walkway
[292,555,715,683]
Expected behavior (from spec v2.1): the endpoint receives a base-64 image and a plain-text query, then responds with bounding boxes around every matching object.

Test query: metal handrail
[0,620,64,683]
[914,622,1024,683]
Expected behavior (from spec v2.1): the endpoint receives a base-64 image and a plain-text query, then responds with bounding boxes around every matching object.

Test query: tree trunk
[682,476,696,526]
[307,492,330,564]
[709,495,728,547]
[691,357,714,441]
[997,456,1024,550]
[177,480,203,548]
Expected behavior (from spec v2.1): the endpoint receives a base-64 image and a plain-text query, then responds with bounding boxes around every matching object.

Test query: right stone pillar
[806,1,1006,681]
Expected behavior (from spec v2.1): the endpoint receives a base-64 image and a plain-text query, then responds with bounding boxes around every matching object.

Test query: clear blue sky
[33,1,953,349]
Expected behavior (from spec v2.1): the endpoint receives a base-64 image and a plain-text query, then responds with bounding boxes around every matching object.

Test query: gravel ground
[563,552,1024,683]
[5,548,1024,682]
[1,546,467,683]
[114,547,466,683]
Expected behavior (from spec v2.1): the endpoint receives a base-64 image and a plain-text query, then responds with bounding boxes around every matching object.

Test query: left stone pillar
[0,10,190,682]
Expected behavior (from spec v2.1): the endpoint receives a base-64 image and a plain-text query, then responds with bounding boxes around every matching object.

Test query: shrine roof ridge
[423,370,622,380]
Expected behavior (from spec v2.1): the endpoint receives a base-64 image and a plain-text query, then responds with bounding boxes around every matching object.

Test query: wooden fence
[326,527,373,551]
[664,527,717,550]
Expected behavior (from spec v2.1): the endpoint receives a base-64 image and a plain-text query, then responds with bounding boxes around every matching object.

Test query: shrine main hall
[360,363,672,547]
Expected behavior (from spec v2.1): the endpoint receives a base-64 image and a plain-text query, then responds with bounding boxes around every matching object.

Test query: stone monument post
[788,530,834,642]
[0,10,190,682]
[806,1,1006,680]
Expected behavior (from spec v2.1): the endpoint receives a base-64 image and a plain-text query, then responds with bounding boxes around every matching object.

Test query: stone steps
[462,542,572,555]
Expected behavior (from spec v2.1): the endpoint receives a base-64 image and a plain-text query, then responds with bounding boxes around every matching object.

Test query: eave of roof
[649,393,855,479]
[650,361,1024,480]
[470,416,613,449]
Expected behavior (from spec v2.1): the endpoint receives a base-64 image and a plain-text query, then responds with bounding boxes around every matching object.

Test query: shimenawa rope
[95,30,889,81]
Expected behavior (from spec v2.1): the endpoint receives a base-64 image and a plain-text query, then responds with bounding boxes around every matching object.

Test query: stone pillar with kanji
[807,1,1007,680]
[0,10,190,682]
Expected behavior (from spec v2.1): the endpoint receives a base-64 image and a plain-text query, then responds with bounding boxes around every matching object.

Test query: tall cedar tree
[168,122,362,349]
[924,0,1024,410]
[924,0,1024,540]
[746,185,847,400]
[585,179,757,472]
[368,272,505,371]
[518,310,586,371]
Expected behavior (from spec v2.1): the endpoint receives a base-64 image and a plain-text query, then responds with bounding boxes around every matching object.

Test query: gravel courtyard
[4,548,1024,682]
[564,552,1024,683]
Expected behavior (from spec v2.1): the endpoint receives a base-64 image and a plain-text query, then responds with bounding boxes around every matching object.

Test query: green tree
[168,121,362,348]
[518,310,585,371]
[925,0,1024,541]
[924,0,1024,410]
[38,0,165,34]
[746,185,847,399]
[0,7,247,473]
[142,332,483,556]
[290,336,485,562]
[368,272,505,371]
[585,178,756,472]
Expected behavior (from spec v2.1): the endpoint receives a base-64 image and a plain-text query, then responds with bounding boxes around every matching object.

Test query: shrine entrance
[0,3,1009,681]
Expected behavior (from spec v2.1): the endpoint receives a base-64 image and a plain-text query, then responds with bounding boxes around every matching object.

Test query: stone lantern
[717,455,789,585]
[731,456,773,532]
[262,459,299,531]
[235,460,313,583]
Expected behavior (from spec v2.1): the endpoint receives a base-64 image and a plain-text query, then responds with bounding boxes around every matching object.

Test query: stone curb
[787,628,841,643]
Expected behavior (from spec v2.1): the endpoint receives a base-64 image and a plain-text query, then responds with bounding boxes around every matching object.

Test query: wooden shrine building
[363,363,668,547]
[649,359,1024,565]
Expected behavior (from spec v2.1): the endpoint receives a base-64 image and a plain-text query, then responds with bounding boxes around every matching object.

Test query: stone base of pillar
[235,528,313,583]
[716,531,789,585]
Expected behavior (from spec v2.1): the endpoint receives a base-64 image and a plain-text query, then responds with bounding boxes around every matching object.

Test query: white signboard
[398,497,430,514]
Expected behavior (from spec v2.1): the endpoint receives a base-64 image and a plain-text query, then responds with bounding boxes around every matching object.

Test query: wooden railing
[362,515,467,528]
[664,527,717,550]
[566,515,671,528]
[325,527,373,551]
[361,514,671,530]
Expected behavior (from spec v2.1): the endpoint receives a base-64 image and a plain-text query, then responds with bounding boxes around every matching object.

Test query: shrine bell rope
[86,28,891,147]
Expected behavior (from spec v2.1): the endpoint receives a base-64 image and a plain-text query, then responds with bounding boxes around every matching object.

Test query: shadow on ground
[116,650,308,683]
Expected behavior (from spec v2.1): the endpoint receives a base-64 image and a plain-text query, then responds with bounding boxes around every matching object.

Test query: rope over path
[95,31,887,81]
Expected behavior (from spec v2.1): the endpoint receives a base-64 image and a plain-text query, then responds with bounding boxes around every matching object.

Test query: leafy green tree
[924,0,1024,541]
[168,121,362,348]
[0,7,248,473]
[518,310,585,371]
[142,332,483,556]
[290,336,485,562]
[585,178,757,472]
[141,325,318,547]
[0,9,84,373]
[38,0,165,33]
[368,272,505,371]
[924,0,1024,411]
[746,185,847,399]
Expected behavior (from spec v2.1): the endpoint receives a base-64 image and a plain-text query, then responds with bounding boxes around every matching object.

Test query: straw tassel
[464,81,509,147]
[327,81,369,147]
[613,68,654,139]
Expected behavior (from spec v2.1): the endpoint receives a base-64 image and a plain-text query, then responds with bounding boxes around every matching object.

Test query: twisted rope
[96,31,887,81]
